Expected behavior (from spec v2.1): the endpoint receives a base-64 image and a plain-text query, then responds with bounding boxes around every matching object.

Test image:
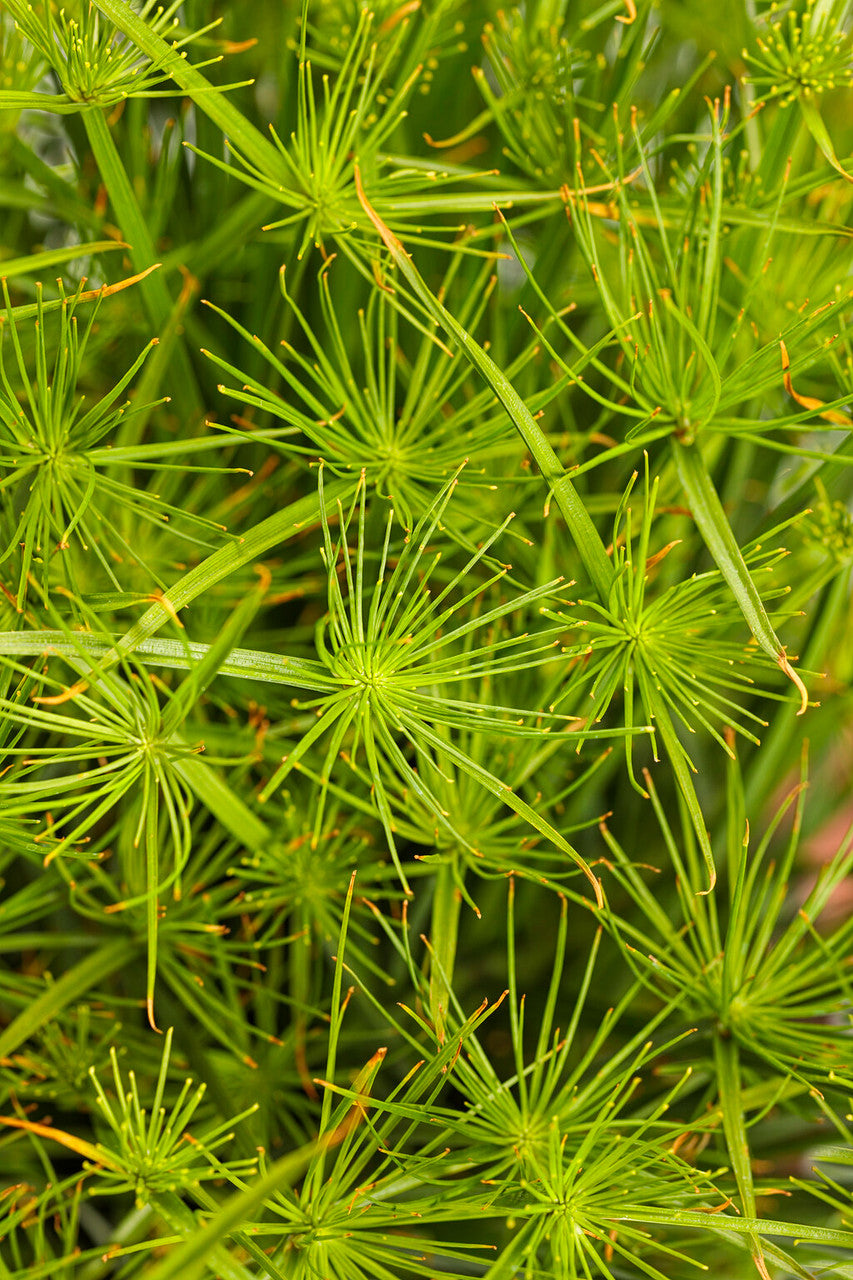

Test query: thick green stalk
[713,1035,769,1278]
[91,0,286,179]
[428,859,463,1042]
[353,167,616,605]
[672,438,808,713]
[175,753,272,848]
[616,1206,853,1250]
[0,632,334,691]
[144,1141,317,1280]
[744,567,851,812]
[83,108,202,422]
[0,938,138,1057]
[108,479,350,661]
[146,1194,263,1280]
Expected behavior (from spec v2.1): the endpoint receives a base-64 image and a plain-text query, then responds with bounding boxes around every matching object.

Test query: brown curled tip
[147,994,162,1034]
[33,679,88,705]
[779,651,808,716]
[781,338,851,426]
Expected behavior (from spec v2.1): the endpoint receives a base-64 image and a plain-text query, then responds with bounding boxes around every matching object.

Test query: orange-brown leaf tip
[33,680,88,706]
[147,996,161,1033]
[781,338,851,425]
[779,652,808,715]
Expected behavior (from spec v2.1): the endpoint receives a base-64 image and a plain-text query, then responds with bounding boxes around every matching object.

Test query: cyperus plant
[0,1,852,1278]
[0,280,237,607]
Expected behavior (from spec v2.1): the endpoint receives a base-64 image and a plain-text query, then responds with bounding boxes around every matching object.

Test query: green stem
[77,1206,154,1280]
[0,938,138,1057]
[744,567,851,813]
[146,1194,260,1280]
[713,1034,768,1275]
[0,631,334,691]
[428,858,462,1042]
[353,167,616,604]
[91,0,285,179]
[108,479,351,661]
[175,753,272,849]
[83,108,202,423]
[649,694,717,892]
[143,1137,315,1280]
[672,437,807,712]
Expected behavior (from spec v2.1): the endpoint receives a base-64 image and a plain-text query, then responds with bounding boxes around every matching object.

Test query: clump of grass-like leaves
[1,1,852,1278]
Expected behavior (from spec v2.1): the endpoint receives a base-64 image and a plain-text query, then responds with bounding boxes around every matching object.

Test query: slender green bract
[672,438,808,713]
[353,166,616,604]
[107,482,349,662]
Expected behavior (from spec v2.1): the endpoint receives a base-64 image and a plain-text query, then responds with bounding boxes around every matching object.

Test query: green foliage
[745,0,853,106]
[2,0,226,109]
[1,1,852,1278]
[0,281,237,606]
